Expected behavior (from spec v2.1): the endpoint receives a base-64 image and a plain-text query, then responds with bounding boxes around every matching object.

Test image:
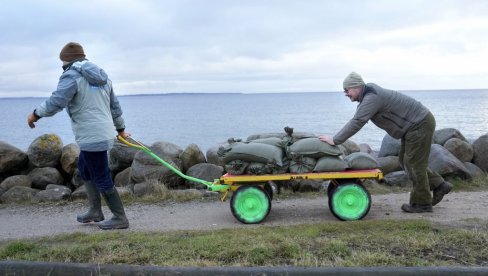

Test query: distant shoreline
[1,88,487,99]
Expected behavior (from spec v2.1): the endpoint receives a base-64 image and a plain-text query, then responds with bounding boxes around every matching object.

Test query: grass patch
[1,220,487,267]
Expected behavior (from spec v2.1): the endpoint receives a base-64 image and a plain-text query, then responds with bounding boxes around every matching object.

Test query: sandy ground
[1,191,488,241]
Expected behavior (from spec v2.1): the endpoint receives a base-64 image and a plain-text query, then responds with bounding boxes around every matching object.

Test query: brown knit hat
[59,42,86,62]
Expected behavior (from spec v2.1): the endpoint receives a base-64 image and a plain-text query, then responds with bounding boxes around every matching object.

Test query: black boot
[77,181,104,223]
[97,188,129,230]
[432,181,453,206]
[401,203,433,213]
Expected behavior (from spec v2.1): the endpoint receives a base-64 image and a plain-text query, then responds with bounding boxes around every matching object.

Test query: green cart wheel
[231,185,271,224]
[328,183,371,221]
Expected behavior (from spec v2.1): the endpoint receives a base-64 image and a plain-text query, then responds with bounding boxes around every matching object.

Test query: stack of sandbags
[286,137,347,173]
[218,140,288,175]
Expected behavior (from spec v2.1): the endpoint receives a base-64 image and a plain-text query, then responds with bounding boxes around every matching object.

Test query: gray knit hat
[343,72,365,89]
[59,42,85,62]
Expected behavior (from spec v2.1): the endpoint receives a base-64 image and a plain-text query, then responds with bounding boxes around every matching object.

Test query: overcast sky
[1,0,487,97]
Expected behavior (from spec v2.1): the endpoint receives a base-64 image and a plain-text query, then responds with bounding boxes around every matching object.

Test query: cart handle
[117,136,229,192]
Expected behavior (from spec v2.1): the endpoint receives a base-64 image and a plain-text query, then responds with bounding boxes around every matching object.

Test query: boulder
[376,156,402,175]
[378,134,401,157]
[0,186,38,203]
[185,163,224,189]
[428,144,469,178]
[109,138,139,175]
[206,141,228,166]
[359,143,373,154]
[28,167,64,190]
[70,169,88,190]
[433,128,466,145]
[0,141,29,174]
[443,138,474,163]
[339,139,360,156]
[130,141,184,187]
[179,143,206,172]
[34,184,71,202]
[463,162,486,180]
[27,134,63,168]
[383,171,412,187]
[472,134,488,172]
[60,143,80,176]
[114,167,132,187]
[71,185,88,200]
[0,175,32,195]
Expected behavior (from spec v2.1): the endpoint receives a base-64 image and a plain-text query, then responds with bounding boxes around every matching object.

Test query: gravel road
[1,191,487,241]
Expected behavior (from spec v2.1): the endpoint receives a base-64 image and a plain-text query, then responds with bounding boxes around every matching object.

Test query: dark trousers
[77,150,114,193]
[399,112,445,205]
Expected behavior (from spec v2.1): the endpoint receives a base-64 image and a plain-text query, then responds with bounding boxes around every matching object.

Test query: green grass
[1,220,488,267]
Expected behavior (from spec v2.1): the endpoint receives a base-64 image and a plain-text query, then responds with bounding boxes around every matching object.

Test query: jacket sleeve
[333,93,383,145]
[109,83,126,131]
[35,73,77,117]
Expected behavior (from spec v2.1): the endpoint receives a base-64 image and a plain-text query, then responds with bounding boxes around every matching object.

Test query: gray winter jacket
[333,83,430,145]
[35,60,125,151]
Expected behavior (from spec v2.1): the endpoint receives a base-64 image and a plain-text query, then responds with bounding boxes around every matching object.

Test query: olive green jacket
[333,83,430,145]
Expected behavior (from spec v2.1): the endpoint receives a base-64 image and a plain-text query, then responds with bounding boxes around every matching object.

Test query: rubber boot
[97,188,129,230]
[77,181,105,223]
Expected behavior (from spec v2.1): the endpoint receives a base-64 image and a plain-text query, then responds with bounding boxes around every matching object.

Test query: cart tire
[326,182,337,198]
[328,183,371,221]
[231,185,271,224]
[264,182,274,201]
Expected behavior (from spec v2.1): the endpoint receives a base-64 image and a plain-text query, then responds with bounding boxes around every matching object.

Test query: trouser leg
[399,112,438,205]
[77,151,104,223]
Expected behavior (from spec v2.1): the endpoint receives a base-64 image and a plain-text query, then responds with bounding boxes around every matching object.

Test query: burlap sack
[313,156,348,172]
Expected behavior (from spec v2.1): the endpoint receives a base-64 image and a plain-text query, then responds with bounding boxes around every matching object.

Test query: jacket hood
[70,60,108,86]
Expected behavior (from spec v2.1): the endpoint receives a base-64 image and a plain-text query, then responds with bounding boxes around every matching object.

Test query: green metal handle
[117,136,226,191]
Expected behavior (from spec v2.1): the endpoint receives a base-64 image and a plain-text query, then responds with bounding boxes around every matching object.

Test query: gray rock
[130,141,184,188]
[378,134,401,157]
[34,184,72,202]
[109,138,138,175]
[70,169,88,190]
[428,144,469,178]
[28,167,64,190]
[179,143,206,172]
[60,143,79,176]
[114,167,132,187]
[339,139,360,156]
[472,134,488,172]
[384,171,412,187]
[377,156,402,175]
[133,182,154,197]
[463,162,486,180]
[0,141,28,174]
[444,138,474,163]
[0,186,38,203]
[434,128,467,145]
[359,143,373,154]
[206,141,229,166]
[27,134,63,168]
[0,175,32,195]
[71,185,88,200]
[185,163,224,189]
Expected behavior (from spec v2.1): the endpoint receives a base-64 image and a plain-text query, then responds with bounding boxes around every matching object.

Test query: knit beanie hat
[343,72,365,89]
[59,42,86,62]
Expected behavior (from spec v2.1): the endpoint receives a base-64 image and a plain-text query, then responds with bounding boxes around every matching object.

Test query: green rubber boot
[77,181,104,223]
[97,188,129,230]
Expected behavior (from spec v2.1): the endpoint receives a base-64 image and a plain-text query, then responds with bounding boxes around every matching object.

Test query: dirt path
[1,191,487,241]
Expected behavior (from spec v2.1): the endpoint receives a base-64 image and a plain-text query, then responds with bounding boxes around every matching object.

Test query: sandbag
[313,156,348,172]
[289,156,316,174]
[225,160,249,175]
[246,162,271,175]
[287,138,342,158]
[344,152,378,169]
[218,142,284,166]
[250,137,287,148]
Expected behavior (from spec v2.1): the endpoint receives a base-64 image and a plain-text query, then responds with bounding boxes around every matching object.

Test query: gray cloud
[1,0,487,97]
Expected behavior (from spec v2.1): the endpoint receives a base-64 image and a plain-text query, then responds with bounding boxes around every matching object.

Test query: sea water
[1,90,487,153]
